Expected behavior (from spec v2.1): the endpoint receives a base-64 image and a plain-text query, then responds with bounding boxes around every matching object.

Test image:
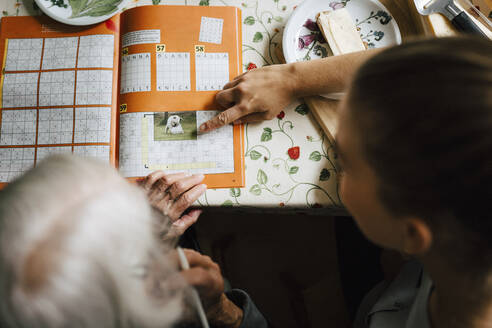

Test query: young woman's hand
[198,50,379,133]
[140,171,207,237]
[199,64,298,132]
[180,249,243,328]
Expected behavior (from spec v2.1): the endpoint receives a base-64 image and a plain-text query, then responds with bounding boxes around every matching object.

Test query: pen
[177,247,210,328]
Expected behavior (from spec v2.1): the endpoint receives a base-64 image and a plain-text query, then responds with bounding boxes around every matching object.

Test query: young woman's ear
[401,218,433,255]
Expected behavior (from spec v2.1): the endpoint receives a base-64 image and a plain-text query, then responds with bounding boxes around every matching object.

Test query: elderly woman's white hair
[0,155,186,328]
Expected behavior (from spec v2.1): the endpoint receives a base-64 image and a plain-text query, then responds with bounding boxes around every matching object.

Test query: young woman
[198,36,492,327]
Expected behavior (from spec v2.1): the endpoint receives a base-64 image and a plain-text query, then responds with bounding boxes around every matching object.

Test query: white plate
[283,0,402,63]
[35,0,129,26]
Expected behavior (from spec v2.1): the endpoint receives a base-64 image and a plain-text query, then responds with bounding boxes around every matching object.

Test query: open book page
[117,5,244,188]
[0,16,120,184]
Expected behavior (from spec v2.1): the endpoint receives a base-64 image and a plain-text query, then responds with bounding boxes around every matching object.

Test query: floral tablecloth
[1,0,344,210]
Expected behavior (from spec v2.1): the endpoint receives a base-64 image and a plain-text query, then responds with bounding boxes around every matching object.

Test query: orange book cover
[0,5,244,189]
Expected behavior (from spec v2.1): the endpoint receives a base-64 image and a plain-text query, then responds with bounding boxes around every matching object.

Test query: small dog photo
[154,111,197,141]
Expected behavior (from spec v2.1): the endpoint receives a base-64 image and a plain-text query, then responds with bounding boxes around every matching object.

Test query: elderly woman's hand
[180,249,244,327]
[140,171,207,237]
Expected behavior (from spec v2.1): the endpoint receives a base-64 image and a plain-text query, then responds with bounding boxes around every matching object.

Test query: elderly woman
[0,155,267,328]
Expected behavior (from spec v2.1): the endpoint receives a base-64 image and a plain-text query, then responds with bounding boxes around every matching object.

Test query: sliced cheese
[317,8,365,55]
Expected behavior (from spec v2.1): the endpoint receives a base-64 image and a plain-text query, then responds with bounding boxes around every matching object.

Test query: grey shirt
[354,260,432,328]
[227,289,269,328]
[224,260,432,328]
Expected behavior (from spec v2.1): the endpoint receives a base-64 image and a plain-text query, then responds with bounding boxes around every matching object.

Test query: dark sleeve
[225,289,269,328]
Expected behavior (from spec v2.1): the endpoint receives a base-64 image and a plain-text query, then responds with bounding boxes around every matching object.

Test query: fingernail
[172,220,185,227]
[184,172,192,177]
[195,174,204,180]
[201,184,207,190]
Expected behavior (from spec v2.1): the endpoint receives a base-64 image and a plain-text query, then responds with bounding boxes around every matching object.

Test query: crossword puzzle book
[0,5,245,189]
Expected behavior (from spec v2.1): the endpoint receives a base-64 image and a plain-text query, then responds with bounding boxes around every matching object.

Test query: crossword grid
[0,109,37,146]
[73,145,110,162]
[42,37,78,70]
[199,17,224,44]
[195,53,229,91]
[0,107,112,182]
[36,146,72,162]
[5,35,114,71]
[0,107,112,147]
[118,112,140,176]
[76,70,113,105]
[74,107,111,143]
[0,147,35,182]
[2,73,38,108]
[156,52,191,92]
[195,111,234,172]
[120,53,151,94]
[5,38,43,71]
[118,111,234,177]
[38,108,73,145]
[78,35,114,68]
[3,37,115,108]
[39,71,75,107]
[0,36,115,183]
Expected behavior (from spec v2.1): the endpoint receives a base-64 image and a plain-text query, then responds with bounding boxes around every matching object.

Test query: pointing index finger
[199,105,244,133]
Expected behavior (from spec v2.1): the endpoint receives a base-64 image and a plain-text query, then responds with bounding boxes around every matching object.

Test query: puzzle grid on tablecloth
[77,35,114,68]
[42,37,78,70]
[0,147,35,182]
[118,111,234,177]
[2,72,39,108]
[118,112,141,176]
[0,109,37,146]
[199,17,224,44]
[156,52,191,92]
[0,36,115,182]
[76,69,113,105]
[36,146,72,162]
[5,38,43,71]
[120,53,151,93]
[73,145,110,161]
[38,108,73,145]
[74,107,111,144]
[195,53,229,91]
[39,70,76,106]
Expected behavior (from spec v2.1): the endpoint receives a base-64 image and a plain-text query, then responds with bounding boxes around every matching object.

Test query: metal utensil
[414,0,486,35]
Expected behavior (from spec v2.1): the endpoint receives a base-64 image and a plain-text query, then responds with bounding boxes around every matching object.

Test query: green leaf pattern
[67,0,122,18]
[289,166,299,174]
[250,184,262,196]
[249,150,262,160]
[229,188,241,198]
[295,103,309,115]
[309,151,322,161]
[257,169,268,185]
[222,199,234,206]
[244,16,255,25]
[261,127,272,142]
[253,32,263,43]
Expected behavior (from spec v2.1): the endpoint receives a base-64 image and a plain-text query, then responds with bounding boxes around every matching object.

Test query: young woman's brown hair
[347,36,492,274]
